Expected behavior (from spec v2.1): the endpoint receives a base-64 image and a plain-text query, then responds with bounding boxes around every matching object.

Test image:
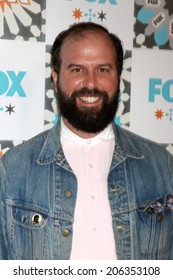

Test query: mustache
[71,87,107,98]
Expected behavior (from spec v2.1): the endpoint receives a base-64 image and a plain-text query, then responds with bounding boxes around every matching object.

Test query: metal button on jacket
[65,190,72,197]
[63,229,70,237]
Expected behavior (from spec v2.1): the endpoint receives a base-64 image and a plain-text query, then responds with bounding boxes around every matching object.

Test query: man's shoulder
[1,128,51,164]
[113,123,173,159]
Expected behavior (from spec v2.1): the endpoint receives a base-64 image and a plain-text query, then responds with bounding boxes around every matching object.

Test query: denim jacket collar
[112,124,144,159]
[37,119,143,165]
[37,120,62,165]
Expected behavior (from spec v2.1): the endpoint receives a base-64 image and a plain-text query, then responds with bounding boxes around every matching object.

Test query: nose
[84,71,97,89]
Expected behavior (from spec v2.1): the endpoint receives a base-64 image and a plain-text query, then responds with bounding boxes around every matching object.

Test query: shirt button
[89,164,93,168]
[91,195,96,200]
[63,229,70,237]
[86,140,91,145]
[65,189,72,197]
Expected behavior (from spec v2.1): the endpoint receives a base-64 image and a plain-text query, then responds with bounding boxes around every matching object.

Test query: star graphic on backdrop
[0,0,13,13]
[98,10,107,21]
[5,103,15,115]
[73,8,83,20]
[155,109,164,120]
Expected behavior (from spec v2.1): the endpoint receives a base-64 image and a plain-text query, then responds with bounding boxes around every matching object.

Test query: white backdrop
[0,0,173,156]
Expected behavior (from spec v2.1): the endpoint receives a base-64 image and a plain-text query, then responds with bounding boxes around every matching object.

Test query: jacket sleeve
[0,158,8,259]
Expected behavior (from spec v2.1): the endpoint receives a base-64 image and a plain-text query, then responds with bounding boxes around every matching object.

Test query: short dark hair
[51,22,124,76]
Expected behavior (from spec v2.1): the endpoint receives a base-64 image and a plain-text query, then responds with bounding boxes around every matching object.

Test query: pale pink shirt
[60,119,117,260]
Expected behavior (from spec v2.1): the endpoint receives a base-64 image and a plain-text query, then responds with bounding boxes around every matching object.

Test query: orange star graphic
[73,8,83,20]
[0,0,17,12]
[155,109,164,119]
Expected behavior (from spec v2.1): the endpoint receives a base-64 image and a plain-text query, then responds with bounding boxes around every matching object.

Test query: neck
[62,117,102,139]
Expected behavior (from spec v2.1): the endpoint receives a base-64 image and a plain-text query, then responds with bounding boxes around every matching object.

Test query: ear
[51,70,58,92]
[118,74,122,85]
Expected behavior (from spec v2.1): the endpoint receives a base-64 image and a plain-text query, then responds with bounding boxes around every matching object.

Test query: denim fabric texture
[0,119,173,259]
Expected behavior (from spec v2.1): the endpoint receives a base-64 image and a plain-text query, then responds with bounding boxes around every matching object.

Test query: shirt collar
[37,119,143,165]
[60,118,115,147]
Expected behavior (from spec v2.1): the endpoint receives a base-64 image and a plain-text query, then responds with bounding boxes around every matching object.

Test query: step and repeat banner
[0,0,173,156]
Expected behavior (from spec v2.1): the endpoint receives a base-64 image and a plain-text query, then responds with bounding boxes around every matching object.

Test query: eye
[98,67,110,73]
[71,67,83,73]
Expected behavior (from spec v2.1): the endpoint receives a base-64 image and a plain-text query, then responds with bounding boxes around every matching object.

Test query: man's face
[52,30,120,135]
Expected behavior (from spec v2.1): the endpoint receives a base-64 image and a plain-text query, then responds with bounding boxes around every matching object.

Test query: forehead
[60,30,116,56]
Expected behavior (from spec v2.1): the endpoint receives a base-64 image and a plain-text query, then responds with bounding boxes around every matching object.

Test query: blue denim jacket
[0,120,173,260]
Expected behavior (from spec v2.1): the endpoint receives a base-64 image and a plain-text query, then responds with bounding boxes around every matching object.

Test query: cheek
[59,76,84,93]
[100,79,119,94]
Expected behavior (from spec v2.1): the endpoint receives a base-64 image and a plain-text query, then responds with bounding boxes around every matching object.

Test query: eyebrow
[98,64,113,69]
[66,63,114,69]
[66,63,82,69]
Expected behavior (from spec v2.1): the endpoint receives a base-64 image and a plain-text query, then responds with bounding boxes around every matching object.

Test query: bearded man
[0,22,173,260]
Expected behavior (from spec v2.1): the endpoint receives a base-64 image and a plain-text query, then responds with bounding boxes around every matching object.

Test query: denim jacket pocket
[6,200,49,259]
[136,193,173,259]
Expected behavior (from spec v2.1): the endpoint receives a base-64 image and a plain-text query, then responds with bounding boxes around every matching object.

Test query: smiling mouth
[79,96,100,104]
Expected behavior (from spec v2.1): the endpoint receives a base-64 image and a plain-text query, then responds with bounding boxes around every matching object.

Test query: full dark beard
[57,86,120,133]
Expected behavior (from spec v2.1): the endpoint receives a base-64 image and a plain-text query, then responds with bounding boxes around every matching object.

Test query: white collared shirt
[60,119,117,260]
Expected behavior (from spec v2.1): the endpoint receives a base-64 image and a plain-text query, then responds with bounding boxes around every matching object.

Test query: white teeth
[80,96,100,103]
